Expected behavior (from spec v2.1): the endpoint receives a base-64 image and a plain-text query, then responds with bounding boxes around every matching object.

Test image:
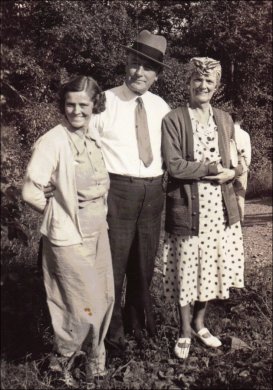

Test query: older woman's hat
[122,30,170,68]
[186,57,222,83]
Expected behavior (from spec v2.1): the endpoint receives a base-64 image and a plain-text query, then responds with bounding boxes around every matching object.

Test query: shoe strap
[197,327,211,337]
[177,337,191,343]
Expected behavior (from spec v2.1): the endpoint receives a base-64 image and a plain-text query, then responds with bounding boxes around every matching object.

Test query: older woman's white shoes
[174,328,221,360]
[193,327,222,348]
[174,337,191,359]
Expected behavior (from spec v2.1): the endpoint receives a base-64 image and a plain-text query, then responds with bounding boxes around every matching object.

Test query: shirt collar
[121,82,149,103]
[187,103,214,121]
[62,116,99,143]
[187,104,217,136]
[62,117,87,136]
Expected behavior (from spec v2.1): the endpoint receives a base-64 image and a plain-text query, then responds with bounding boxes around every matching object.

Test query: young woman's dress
[163,106,244,307]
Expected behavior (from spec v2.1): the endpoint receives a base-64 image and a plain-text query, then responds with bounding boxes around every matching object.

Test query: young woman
[22,76,114,383]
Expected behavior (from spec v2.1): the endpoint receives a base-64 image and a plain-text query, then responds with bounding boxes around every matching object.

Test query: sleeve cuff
[234,163,244,179]
[207,163,219,175]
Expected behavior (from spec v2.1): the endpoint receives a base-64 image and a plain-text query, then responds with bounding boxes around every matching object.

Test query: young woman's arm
[22,134,58,213]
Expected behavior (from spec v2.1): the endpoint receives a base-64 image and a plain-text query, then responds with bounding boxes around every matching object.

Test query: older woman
[162,58,244,359]
[22,76,114,383]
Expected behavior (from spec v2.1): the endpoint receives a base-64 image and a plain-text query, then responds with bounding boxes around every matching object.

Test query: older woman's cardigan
[162,106,242,236]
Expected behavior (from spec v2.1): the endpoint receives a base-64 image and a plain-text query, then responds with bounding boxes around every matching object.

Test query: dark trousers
[106,173,164,348]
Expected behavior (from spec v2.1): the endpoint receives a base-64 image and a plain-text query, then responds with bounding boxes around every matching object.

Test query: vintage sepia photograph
[1,1,272,389]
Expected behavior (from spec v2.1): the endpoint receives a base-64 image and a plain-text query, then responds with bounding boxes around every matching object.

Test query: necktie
[135,97,153,167]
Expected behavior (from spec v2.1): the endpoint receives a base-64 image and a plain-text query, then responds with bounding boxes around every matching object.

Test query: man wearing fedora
[91,30,170,353]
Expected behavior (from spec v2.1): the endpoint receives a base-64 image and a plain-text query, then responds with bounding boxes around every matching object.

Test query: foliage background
[0,1,272,388]
[1,0,272,300]
[1,0,272,324]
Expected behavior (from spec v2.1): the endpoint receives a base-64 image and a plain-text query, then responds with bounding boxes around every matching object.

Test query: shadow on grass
[243,196,272,226]
[243,213,272,226]
[1,253,53,362]
[245,194,272,206]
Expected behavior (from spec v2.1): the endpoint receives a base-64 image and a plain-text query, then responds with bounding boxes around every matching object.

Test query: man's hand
[43,183,56,199]
[203,168,235,184]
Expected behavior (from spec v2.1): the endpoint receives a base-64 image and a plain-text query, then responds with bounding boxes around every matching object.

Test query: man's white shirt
[90,83,170,177]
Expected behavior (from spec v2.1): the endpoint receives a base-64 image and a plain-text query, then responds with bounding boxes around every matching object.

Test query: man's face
[125,53,159,95]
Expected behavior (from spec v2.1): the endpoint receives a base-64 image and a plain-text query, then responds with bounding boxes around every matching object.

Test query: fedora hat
[122,30,170,68]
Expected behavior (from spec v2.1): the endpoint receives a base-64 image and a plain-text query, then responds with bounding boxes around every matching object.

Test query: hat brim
[121,45,171,69]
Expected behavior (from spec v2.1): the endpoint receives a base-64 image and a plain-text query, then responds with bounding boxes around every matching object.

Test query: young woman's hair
[59,76,106,114]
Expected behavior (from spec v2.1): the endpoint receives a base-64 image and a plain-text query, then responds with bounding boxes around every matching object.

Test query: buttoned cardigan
[162,106,242,236]
[22,124,108,246]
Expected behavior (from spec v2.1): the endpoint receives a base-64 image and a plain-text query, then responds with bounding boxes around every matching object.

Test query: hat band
[131,41,164,63]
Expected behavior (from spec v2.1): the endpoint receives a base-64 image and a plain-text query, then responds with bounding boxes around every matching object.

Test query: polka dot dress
[163,106,244,307]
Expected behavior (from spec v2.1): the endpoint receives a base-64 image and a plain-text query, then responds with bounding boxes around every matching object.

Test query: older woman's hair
[59,76,106,114]
[186,57,222,87]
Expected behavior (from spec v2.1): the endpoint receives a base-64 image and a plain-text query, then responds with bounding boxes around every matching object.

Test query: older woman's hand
[203,168,235,184]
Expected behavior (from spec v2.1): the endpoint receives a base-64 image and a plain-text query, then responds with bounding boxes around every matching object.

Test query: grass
[1,266,272,389]
[1,200,272,389]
